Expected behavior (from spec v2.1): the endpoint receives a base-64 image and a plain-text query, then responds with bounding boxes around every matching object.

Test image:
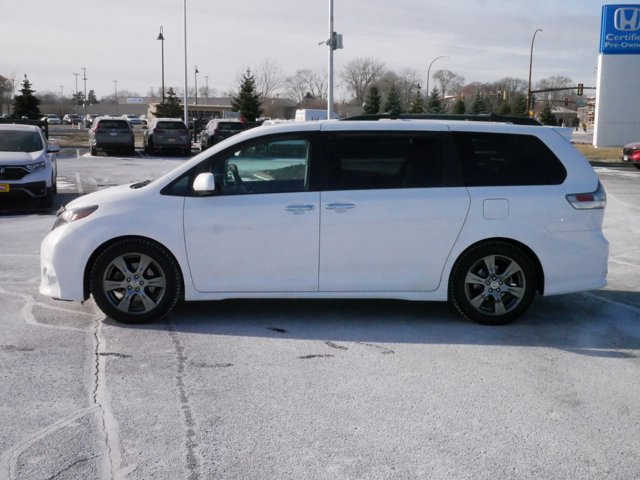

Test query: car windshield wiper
[130,179,151,189]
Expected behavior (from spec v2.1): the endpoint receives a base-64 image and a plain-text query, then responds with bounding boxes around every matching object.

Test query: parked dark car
[622,141,640,169]
[143,118,191,156]
[63,114,82,125]
[199,119,244,151]
[88,117,135,156]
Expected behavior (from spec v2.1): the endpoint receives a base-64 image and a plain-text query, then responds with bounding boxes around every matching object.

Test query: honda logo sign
[601,4,640,54]
[614,8,640,31]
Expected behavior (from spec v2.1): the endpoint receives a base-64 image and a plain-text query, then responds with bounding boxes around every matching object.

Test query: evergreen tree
[383,83,403,115]
[539,105,556,125]
[12,75,41,119]
[87,90,99,105]
[512,95,528,116]
[451,98,466,114]
[498,102,512,115]
[155,87,183,118]
[426,88,444,114]
[469,95,489,114]
[408,87,425,114]
[363,85,381,114]
[231,69,263,122]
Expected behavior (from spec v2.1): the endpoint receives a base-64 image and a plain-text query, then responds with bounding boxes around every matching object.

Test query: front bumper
[40,224,98,301]
[0,181,48,199]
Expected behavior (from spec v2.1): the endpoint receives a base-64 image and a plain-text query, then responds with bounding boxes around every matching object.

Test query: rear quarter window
[453,132,567,186]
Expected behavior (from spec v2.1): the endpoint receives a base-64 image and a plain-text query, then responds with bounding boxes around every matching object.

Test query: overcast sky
[1,0,634,100]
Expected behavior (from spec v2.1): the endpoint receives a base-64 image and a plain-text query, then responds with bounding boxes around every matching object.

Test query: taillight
[566,181,606,209]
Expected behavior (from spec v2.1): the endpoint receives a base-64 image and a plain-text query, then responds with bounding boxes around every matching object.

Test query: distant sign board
[601,4,640,54]
[126,97,144,104]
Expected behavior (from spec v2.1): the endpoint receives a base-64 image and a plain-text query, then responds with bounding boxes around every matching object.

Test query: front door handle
[325,203,355,210]
[286,204,315,213]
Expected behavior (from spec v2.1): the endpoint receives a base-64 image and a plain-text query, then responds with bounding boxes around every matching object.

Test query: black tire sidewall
[90,239,181,323]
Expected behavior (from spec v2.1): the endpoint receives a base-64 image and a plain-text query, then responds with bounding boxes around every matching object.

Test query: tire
[90,239,182,323]
[91,145,98,156]
[634,163,640,170]
[40,186,54,209]
[449,241,536,325]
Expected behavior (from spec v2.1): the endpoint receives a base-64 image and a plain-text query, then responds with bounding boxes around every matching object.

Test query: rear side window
[324,132,459,191]
[155,121,186,130]
[453,132,567,186]
[98,120,130,130]
[218,122,244,131]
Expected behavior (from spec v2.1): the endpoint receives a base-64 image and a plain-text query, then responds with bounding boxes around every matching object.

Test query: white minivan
[40,119,608,325]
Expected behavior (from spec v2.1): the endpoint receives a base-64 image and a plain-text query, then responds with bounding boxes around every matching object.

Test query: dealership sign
[601,5,640,54]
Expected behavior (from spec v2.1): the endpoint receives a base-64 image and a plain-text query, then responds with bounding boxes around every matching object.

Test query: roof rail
[341,113,541,126]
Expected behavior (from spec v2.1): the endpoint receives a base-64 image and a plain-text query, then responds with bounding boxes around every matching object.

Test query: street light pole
[82,67,87,118]
[157,26,165,103]
[183,0,188,122]
[114,81,118,115]
[194,66,199,105]
[324,0,342,119]
[59,86,64,116]
[73,73,79,115]
[527,28,543,116]
[426,55,448,96]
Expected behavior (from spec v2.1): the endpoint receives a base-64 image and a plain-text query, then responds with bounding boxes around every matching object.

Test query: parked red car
[622,141,640,169]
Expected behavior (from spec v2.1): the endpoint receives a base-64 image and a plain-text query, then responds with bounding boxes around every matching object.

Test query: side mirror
[193,172,216,193]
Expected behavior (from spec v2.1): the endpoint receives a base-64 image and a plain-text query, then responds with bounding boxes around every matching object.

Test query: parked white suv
[40,119,608,325]
[0,124,59,208]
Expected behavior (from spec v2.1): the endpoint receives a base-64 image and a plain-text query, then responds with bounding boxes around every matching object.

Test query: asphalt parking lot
[1,154,639,479]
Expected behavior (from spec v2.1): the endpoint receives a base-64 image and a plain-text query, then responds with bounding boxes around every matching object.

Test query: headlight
[52,205,99,230]
[25,161,46,172]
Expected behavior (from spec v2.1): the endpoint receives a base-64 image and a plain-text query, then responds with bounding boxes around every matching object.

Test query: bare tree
[254,58,285,100]
[285,69,327,106]
[535,75,573,101]
[432,70,465,98]
[340,57,386,105]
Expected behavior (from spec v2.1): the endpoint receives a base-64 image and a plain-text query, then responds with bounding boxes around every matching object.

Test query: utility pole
[73,73,79,115]
[82,67,87,118]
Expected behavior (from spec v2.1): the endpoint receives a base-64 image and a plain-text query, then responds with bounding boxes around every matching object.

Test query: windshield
[0,131,44,152]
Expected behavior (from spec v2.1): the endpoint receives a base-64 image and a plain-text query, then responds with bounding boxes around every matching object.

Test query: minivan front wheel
[450,242,536,325]
[90,239,182,323]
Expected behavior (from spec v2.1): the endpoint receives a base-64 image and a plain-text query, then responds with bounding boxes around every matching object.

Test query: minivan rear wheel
[450,241,536,325]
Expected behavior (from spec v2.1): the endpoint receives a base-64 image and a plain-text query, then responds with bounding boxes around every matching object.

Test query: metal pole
[114,80,118,115]
[527,29,543,117]
[426,55,448,96]
[157,26,165,103]
[73,73,79,115]
[205,75,209,105]
[194,66,198,105]
[327,0,334,120]
[183,0,188,122]
[59,86,64,116]
[82,67,87,118]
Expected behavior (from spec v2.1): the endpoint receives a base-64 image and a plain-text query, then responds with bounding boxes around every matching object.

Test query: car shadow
[106,290,640,359]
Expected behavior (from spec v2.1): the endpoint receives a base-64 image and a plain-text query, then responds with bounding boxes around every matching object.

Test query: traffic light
[577,83,584,96]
